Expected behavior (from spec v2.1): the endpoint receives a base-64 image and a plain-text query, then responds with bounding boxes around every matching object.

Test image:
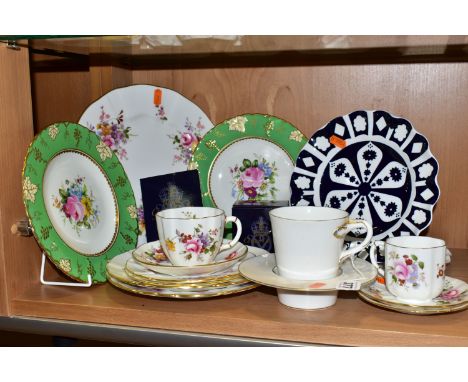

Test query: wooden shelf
[9,249,468,346]
[1,36,468,346]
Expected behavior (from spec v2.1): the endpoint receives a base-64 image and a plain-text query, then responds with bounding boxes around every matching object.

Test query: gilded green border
[22,122,138,283]
[192,114,308,208]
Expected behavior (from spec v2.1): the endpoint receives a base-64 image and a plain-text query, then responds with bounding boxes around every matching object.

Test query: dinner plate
[22,122,138,283]
[290,110,440,240]
[192,114,307,215]
[239,253,376,291]
[107,250,249,288]
[359,277,468,315]
[132,240,248,276]
[107,275,257,299]
[79,84,214,244]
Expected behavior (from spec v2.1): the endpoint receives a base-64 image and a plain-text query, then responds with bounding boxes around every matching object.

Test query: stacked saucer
[106,240,263,299]
[239,253,377,309]
[359,277,468,315]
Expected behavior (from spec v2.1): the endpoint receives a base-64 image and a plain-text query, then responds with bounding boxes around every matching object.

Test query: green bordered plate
[22,122,138,283]
[192,114,308,215]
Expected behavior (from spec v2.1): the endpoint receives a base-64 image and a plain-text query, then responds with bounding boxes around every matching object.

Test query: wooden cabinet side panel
[133,63,468,249]
[0,46,42,315]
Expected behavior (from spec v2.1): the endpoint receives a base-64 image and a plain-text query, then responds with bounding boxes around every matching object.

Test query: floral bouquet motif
[89,106,134,160]
[165,224,219,262]
[230,157,278,201]
[387,251,426,288]
[52,176,99,235]
[145,245,168,263]
[169,118,206,165]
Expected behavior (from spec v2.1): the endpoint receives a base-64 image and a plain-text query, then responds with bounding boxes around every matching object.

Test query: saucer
[358,277,468,315]
[238,253,377,292]
[132,240,248,276]
[107,274,257,299]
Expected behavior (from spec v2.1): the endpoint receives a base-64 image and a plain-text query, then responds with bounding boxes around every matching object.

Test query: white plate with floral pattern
[79,84,214,244]
[359,277,468,314]
[192,114,307,216]
[132,240,248,276]
[239,253,377,291]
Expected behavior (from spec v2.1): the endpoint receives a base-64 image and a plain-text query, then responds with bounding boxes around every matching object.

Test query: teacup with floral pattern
[370,236,446,304]
[156,207,242,266]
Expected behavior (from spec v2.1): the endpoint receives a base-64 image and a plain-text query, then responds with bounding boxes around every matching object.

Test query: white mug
[269,206,373,309]
[370,236,446,303]
[156,207,242,266]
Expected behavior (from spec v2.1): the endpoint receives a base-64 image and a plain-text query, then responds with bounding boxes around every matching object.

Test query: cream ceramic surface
[132,239,247,276]
[239,254,376,291]
[126,252,251,283]
[107,250,248,288]
[209,138,294,216]
[156,207,242,266]
[79,84,214,245]
[43,150,118,255]
[370,236,446,303]
[359,277,468,315]
[269,206,373,280]
[107,274,257,299]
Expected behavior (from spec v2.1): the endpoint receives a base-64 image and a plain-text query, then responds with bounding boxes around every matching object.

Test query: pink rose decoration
[63,195,85,222]
[240,167,265,188]
[439,289,461,301]
[181,132,197,147]
[102,135,115,148]
[393,260,410,281]
[185,238,203,254]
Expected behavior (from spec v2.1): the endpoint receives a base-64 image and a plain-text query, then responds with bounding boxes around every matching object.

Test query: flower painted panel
[53,176,99,235]
[230,157,278,201]
[166,225,219,262]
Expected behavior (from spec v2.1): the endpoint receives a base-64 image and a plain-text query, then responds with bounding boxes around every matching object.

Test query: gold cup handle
[335,219,373,263]
[219,216,243,252]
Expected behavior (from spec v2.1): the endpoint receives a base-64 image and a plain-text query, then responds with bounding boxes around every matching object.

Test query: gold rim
[107,275,258,299]
[358,292,468,315]
[269,206,349,222]
[124,262,246,285]
[358,288,468,310]
[156,207,225,220]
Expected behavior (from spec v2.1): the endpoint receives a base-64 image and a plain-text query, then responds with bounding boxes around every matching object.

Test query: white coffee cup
[370,236,446,303]
[156,207,242,266]
[269,206,373,309]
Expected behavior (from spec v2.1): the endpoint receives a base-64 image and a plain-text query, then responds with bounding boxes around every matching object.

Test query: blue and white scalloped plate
[290,110,440,240]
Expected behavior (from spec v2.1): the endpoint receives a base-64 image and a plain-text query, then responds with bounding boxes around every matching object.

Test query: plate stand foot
[40,253,92,287]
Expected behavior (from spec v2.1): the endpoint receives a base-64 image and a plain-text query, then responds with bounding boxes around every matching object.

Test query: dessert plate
[107,275,257,299]
[132,240,248,276]
[239,253,376,291]
[79,84,214,244]
[290,110,440,240]
[192,114,307,215]
[22,122,138,283]
[359,277,468,315]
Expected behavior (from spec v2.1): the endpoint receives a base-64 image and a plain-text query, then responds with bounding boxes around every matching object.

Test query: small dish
[239,253,376,292]
[359,277,468,315]
[132,240,248,276]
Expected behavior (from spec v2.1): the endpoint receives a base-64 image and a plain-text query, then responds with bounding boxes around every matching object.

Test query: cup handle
[219,216,242,251]
[335,219,373,263]
[369,240,385,277]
